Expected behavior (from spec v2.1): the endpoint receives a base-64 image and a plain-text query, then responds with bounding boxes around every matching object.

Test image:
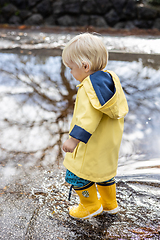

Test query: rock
[89,15,108,27]
[82,0,98,14]
[52,1,64,15]
[105,9,120,27]
[9,15,21,25]
[125,20,136,29]
[37,0,51,17]
[25,14,43,25]
[19,10,32,20]
[32,7,39,14]
[45,15,56,26]
[153,18,160,29]
[63,0,81,14]
[28,0,40,8]
[114,20,136,30]
[53,0,81,15]
[112,0,127,14]
[123,0,137,19]
[10,0,27,9]
[1,4,18,18]
[0,0,160,30]
[0,15,5,24]
[0,0,6,7]
[114,21,126,29]
[134,19,154,28]
[56,15,77,26]
[95,0,113,14]
[137,5,157,19]
[77,14,89,26]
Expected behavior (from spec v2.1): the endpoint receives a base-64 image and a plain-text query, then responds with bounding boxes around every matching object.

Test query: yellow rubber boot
[97,183,119,214]
[69,183,103,219]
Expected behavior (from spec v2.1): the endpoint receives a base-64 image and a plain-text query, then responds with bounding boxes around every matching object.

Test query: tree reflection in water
[0,53,160,167]
[0,54,77,168]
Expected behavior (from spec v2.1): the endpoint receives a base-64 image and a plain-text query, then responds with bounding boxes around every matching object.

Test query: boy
[62,33,128,219]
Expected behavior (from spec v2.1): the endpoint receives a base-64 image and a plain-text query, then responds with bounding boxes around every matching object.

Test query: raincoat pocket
[72,143,79,159]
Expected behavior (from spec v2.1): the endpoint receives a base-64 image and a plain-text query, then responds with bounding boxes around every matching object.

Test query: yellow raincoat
[63,70,128,182]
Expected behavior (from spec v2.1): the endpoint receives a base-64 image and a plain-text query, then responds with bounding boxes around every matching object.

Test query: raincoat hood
[78,70,128,119]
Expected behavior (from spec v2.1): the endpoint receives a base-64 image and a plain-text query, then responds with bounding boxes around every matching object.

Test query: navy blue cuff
[69,125,91,144]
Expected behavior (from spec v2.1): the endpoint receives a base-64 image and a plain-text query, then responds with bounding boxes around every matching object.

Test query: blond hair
[62,33,108,71]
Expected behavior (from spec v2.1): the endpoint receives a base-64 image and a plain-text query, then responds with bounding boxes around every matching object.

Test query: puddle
[0,46,160,239]
[0,52,160,171]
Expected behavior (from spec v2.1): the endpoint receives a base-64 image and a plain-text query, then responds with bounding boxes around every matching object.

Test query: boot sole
[70,205,103,220]
[103,206,119,214]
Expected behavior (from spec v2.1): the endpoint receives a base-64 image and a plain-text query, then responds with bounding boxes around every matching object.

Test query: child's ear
[82,62,90,72]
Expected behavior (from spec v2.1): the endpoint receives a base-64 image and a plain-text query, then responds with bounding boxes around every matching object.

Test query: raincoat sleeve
[69,84,103,144]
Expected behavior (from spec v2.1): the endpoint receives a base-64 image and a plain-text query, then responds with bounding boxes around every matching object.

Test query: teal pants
[65,169,115,187]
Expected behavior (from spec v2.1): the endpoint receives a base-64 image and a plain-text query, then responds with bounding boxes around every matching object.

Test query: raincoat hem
[63,162,117,183]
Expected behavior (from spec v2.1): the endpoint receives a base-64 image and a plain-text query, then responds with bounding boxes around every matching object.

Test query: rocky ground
[0,0,160,30]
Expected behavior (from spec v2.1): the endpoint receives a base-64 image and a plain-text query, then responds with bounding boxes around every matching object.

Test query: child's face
[68,62,90,82]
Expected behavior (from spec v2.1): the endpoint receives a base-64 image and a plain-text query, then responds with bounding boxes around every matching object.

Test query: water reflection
[0,52,160,239]
[110,59,160,159]
[0,54,77,169]
[0,53,160,170]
